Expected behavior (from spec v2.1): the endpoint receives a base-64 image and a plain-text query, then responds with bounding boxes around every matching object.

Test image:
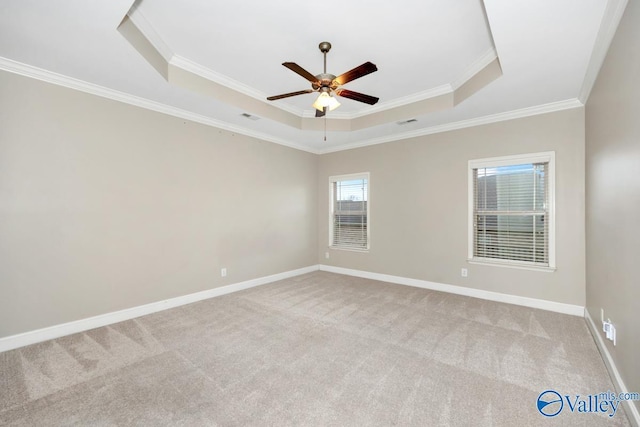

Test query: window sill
[330,246,370,253]
[468,259,556,273]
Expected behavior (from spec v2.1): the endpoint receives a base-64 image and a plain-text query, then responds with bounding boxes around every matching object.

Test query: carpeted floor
[0,271,630,426]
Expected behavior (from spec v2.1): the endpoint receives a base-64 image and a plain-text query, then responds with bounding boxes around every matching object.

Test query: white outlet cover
[612,325,616,346]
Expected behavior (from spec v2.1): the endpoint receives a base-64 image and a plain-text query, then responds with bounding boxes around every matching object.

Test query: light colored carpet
[0,271,630,426]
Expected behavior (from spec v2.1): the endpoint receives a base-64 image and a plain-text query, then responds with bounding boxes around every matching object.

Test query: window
[329,173,369,250]
[468,152,555,269]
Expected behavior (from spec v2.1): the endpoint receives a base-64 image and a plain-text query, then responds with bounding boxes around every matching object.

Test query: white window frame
[467,152,556,271]
[329,172,370,252]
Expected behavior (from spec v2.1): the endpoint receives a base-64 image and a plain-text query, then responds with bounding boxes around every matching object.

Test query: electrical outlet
[325,252,330,259]
[611,324,617,346]
[602,318,617,346]
[461,268,468,277]
[221,268,227,277]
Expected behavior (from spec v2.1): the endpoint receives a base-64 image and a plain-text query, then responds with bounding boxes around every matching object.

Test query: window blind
[331,177,368,250]
[473,162,549,265]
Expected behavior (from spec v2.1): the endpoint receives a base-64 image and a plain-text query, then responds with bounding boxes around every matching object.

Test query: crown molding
[579,0,628,103]
[170,55,302,117]
[170,55,268,101]
[0,56,582,156]
[0,57,319,154]
[299,48,497,121]
[302,47,498,121]
[123,4,500,123]
[125,7,301,118]
[318,98,584,154]
[156,45,491,122]
[126,7,306,119]
[348,84,454,119]
[168,51,496,122]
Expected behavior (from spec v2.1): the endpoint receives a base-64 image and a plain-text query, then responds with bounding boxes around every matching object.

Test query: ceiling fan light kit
[267,41,379,118]
[312,91,340,112]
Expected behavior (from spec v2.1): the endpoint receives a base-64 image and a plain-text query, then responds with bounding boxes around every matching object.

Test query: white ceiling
[0,0,626,153]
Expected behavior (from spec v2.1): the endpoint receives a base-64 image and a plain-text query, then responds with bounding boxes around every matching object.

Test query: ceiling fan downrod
[319,41,331,74]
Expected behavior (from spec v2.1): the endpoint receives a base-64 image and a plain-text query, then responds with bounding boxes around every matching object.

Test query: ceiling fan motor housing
[313,73,338,91]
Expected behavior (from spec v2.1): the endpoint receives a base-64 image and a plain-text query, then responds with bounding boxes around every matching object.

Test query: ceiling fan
[267,41,379,117]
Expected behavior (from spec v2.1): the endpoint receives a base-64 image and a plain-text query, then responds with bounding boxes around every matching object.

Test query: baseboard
[319,265,584,316]
[0,264,586,353]
[0,265,320,353]
[585,309,640,427]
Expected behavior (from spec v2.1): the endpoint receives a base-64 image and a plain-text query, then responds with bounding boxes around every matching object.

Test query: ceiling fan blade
[282,62,319,83]
[315,107,327,118]
[333,62,377,86]
[267,89,313,101]
[334,89,379,105]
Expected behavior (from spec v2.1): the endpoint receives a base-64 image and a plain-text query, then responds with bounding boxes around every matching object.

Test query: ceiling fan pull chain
[324,112,327,141]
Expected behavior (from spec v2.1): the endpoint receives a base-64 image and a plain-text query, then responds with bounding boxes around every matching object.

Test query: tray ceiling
[0,0,627,153]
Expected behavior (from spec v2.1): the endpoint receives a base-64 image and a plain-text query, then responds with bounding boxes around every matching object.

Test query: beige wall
[585,0,640,414]
[0,66,591,339]
[319,108,586,306]
[0,71,318,338]
[0,68,588,340]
